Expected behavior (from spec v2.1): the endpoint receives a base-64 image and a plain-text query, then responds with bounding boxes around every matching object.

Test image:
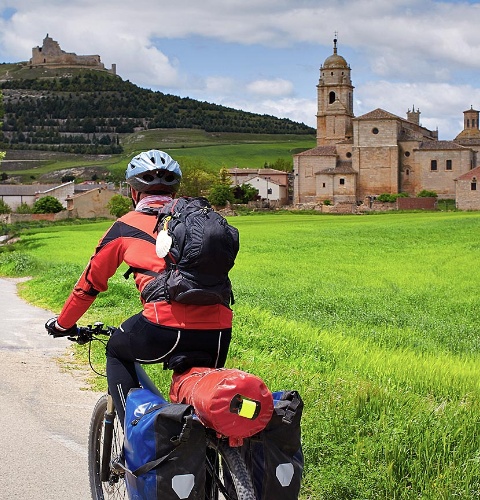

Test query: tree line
[0,71,314,154]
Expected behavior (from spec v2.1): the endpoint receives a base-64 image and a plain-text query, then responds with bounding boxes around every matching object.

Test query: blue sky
[1,0,480,139]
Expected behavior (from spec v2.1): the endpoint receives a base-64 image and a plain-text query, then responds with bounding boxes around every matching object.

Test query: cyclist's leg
[105,313,185,425]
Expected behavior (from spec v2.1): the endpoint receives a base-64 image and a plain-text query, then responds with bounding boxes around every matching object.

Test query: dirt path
[0,277,103,499]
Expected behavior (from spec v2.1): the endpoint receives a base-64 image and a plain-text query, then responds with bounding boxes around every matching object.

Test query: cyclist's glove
[45,317,77,338]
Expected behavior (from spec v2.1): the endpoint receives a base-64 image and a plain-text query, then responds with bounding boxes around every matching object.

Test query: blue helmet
[125,150,182,193]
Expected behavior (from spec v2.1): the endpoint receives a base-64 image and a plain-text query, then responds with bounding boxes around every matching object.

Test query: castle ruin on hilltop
[29,34,116,75]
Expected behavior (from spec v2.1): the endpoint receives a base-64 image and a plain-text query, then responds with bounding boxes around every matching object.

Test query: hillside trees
[0,72,314,153]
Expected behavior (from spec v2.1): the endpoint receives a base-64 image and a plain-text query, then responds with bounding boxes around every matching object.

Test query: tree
[208,184,234,207]
[32,196,63,213]
[107,194,131,218]
[176,157,217,197]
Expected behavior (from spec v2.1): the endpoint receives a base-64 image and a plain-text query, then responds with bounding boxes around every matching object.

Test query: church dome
[322,38,349,69]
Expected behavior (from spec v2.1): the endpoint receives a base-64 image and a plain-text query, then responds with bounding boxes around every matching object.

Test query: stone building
[455,165,480,210]
[29,34,116,74]
[293,39,480,205]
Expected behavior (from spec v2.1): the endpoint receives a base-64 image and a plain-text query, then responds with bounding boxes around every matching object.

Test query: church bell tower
[316,37,354,146]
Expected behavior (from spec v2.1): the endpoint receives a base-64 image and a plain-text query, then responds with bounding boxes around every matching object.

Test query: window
[446,159,452,170]
[346,152,352,158]
[404,151,410,157]
[339,178,345,185]
[431,160,437,171]
[372,127,379,134]
[322,182,326,188]
[329,91,336,104]
[472,182,477,191]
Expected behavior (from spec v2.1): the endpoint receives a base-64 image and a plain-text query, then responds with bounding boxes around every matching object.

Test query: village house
[228,168,289,205]
[293,39,480,208]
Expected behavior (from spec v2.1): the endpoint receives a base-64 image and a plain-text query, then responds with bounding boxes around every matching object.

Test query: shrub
[417,190,438,198]
[377,193,409,203]
[15,202,32,214]
[0,198,11,214]
[323,199,332,206]
[32,196,63,214]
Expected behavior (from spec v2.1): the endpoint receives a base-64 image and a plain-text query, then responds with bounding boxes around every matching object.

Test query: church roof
[294,146,337,156]
[417,140,466,150]
[355,108,401,121]
[318,163,356,175]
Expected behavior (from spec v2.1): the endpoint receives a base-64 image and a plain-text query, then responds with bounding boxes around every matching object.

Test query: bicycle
[69,322,257,500]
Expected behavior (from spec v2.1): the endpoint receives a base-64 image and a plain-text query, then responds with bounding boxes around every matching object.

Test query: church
[293,39,480,206]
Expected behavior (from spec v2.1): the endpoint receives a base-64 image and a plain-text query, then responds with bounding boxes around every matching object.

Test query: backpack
[240,390,304,499]
[122,387,206,500]
[140,196,239,306]
[170,367,274,447]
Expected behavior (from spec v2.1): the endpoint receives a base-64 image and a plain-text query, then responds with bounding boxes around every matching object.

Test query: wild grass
[3,211,480,498]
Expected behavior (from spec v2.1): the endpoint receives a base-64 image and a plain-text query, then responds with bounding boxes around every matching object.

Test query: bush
[208,184,235,207]
[32,196,63,214]
[417,190,438,198]
[377,193,409,203]
[107,194,131,218]
[15,202,32,214]
[323,199,332,206]
[0,198,11,214]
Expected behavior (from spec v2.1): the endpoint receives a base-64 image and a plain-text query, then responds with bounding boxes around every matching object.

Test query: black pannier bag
[123,388,206,500]
[240,390,304,500]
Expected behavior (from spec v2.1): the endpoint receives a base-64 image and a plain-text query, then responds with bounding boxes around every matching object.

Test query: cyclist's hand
[45,317,77,338]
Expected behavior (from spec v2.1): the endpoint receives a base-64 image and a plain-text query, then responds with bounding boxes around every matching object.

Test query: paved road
[0,277,103,499]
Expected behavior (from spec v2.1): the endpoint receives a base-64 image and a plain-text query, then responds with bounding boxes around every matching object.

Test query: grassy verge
[2,211,480,498]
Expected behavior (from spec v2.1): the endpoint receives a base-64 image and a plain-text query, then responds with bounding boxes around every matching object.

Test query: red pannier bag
[170,367,274,447]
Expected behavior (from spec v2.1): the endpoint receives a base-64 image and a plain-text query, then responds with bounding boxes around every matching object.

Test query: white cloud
[247,78,294,97]
[1,0,480,135]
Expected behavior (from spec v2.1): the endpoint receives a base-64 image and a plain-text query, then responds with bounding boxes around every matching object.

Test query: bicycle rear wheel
[205,436,255,500]
[88,394,127,499]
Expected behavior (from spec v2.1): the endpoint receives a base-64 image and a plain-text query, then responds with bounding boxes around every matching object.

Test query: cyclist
[45,150,233,425]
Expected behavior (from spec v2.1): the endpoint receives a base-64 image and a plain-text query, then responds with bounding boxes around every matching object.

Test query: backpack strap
[123,267,159,280]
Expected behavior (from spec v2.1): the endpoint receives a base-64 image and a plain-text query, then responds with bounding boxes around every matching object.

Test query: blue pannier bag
[240,390,304,500]
[123,387,206,500]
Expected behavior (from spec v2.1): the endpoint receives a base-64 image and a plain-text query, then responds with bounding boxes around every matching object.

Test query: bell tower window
[329,91,336,104]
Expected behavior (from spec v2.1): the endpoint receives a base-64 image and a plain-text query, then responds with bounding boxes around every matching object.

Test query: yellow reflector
[238,398,258,419]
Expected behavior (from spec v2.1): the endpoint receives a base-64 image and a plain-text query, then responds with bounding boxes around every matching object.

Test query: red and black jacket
[57,209,233,330]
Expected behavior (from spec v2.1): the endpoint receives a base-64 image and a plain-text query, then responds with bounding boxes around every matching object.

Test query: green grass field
[2,128,315,181]
[2,211,480,498]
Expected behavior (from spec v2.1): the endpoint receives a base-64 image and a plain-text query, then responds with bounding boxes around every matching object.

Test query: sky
[1,0,480,140]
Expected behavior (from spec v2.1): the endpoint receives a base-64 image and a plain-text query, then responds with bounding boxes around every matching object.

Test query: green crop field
[2,211,480,498]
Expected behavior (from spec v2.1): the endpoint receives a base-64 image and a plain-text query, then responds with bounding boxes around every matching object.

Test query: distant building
[228,168,289,204]
[455,165,480,210]
[29,34,116,75]
[0,182,74,210]
[294,39,480,205]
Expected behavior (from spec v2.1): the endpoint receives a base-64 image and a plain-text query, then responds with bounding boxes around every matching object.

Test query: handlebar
[69,322,116,345]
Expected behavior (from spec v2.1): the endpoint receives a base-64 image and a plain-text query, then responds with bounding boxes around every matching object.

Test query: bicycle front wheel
[205,436,255,500]
[88,394,127,500]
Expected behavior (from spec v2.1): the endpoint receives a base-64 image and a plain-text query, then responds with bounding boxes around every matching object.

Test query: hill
[0,64,315,156]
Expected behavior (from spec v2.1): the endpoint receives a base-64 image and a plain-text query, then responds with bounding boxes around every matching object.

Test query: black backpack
[140,197,239,306]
